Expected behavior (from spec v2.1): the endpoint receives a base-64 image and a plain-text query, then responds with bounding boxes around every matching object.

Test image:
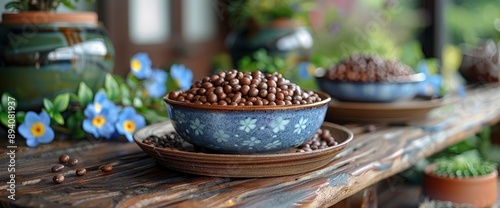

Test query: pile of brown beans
[167,70,322,106]
[323,54,414,82]
[143,130,337,153]
[143,133,184,150]
[296,128,338,152]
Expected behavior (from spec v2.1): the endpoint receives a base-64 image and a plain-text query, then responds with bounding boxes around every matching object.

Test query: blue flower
[170,64,193,90]
[144,69,167,98]
[18,111,54,147]
[82,103,118,139]
[417,61,442,97]
[130,52,152,79]
[298,62,314,78]
[88,91,117,114]
[115,107,146,142]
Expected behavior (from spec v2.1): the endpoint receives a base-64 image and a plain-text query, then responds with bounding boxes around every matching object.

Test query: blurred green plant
[227,0,316,27]
[5,0,94,11]
[446,0,500,44]
[310,1,423,68]
[432,150,496,178]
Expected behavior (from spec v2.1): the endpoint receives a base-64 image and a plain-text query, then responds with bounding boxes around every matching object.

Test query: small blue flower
[82,104,118,139]
[18,111,54,147]
[130,52,152,79]
[115,107,146,142]
[170,64,193,90]
[417,61,442,97]
[88,91,117,114]
[144,69,168,98]
[298,62,314,78]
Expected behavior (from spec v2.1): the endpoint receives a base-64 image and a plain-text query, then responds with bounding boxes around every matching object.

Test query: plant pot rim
[1,11,97,25]
[424,163,498,181]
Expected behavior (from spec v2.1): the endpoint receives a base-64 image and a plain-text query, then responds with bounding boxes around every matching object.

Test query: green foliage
[105,73,120,102]
[53,93,70,113]
[77,82,93,106]
[310,1,422,68]
[238,49,286,74]
[446,1,500,44]
[0,93,15,127]
[227,0,315,27]
[4,0,94,12]
[432,150,496,178]
[418,198,467,208]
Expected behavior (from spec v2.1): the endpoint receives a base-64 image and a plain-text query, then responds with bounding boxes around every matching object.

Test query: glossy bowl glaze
[316,73,425,103]
[163,90,331,154]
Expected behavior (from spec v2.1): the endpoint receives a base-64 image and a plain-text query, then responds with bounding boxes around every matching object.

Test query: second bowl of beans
[316,54,425,103]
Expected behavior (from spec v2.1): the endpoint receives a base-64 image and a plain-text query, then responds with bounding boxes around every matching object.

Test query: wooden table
[2,85,500,208]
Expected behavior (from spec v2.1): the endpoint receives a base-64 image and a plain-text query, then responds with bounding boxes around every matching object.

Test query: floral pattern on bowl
[164,91,331,154]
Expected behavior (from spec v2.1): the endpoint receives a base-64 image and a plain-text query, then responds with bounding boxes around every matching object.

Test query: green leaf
[0,112,8,127]
[1,93,12,110]
[53,93,70,112]
[140,108,169,124]
[67,111,85,139]
[5,2,20,10]
[77,82,94,106]
[126,73,139,89]
[60,0,77,9]
[16,111,25,123]
[120,84,130,98]
[43,99,54,112]
[120,84,132,105]
[69,93,79,102]
[52,111,65,125]
[105,73,120,101]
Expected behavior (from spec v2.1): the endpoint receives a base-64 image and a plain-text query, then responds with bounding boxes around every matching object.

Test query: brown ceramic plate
[133,121,353,178]
[326,98,447,123]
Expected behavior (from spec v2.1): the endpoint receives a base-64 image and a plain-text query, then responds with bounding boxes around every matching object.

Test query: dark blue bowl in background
[316,73,426,103]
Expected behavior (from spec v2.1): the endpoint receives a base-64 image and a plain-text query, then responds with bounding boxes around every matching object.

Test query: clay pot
[422,164,498,207]
[458,40,500,83]
[0,12,115,109]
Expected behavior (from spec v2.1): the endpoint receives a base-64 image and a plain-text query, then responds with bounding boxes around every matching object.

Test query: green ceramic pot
[226,18,313,69]
[0,12,115,110]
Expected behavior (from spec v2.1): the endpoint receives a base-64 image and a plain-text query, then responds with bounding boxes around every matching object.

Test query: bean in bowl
[167,70,322,106]
[164,70,331,153]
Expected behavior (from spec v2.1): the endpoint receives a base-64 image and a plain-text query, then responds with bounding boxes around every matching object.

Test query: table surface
[2,85,500,208]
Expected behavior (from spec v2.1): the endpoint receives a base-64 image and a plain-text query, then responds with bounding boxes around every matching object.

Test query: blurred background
[2,0,498,82]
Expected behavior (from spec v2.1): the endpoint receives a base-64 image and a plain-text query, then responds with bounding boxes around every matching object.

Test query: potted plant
[422,150,498,207]
[225,0,315,70]
[0,0,114,110]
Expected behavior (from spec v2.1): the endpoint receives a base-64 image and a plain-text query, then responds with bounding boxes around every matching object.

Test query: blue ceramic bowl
[163,91,331,154]
[316,73,426,103]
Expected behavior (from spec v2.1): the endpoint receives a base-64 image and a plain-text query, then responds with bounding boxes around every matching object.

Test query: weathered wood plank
[1,85,500,207]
